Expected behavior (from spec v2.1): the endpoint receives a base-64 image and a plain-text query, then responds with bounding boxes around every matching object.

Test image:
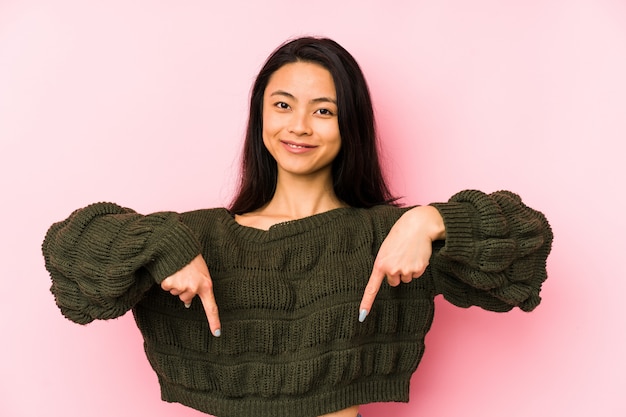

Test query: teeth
[287,143,307,148]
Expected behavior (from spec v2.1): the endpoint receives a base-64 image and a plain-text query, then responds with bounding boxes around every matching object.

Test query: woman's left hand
[358,205,446,322]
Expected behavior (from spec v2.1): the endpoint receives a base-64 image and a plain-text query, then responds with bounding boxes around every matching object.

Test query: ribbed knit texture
[42,190,553,417]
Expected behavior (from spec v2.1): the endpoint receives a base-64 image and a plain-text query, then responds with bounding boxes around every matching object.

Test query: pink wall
[2,1,625,416]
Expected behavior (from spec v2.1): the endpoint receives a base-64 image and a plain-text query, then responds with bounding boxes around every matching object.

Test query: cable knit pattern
[41,191,552,417]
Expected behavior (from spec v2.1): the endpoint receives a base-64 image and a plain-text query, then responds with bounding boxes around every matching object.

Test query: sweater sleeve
[429,190,553,312]
[42,202,202,324]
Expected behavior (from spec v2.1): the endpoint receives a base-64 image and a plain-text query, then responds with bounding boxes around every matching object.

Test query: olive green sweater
[42,190,552,417]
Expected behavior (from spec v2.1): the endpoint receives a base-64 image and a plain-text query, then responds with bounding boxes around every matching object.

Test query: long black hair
[229,37,398,214]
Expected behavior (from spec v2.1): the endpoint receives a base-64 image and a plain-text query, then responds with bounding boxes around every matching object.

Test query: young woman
[42,37,553,417]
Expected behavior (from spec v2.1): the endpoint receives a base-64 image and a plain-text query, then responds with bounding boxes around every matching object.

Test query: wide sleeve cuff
[429,190,553,312]
[43,203,202,324]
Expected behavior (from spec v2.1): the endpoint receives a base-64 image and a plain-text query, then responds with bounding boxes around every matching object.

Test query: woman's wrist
[405,205,446,241]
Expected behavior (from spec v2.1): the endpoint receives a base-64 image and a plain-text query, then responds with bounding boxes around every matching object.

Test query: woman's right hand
[160,254,222,337]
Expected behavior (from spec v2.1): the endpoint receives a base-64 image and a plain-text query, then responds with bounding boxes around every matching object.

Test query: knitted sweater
[42,190,553,417]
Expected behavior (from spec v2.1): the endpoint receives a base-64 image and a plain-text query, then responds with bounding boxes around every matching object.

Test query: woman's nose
[288,112,312,136]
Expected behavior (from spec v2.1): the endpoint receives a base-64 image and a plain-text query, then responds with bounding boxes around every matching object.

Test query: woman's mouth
[283,140,314,148]
[281,140,316,153]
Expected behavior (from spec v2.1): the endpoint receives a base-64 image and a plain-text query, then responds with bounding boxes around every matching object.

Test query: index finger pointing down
[198,284,222,337]
[358,270,385,322]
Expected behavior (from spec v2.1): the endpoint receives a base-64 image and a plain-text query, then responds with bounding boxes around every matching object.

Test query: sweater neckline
[218,207,356,242]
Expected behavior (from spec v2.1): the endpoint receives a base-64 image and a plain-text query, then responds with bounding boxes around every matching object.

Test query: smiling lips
[281,140,317,153]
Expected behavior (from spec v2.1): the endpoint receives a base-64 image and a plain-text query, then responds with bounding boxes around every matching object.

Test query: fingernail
[214,329,221,337]
[358,309,368,323]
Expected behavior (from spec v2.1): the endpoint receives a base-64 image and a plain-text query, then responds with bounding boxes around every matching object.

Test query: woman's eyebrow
[270,90,337,104]
[310,96,337,105]
[269,90,295,100]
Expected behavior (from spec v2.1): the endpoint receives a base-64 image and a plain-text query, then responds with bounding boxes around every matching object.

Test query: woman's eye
[315,108,334,116]
[275,102,290,110]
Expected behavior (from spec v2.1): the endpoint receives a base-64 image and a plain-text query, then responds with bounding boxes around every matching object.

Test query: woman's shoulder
[346,204,412,236]
[355,203,412,220]
[360,203,411,214]
[179,207,233,223]
[181,206,230,216]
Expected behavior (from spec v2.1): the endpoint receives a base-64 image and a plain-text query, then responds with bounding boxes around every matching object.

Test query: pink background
[1,0,625,416]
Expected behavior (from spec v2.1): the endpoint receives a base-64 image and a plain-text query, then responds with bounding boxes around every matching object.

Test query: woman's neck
[267,171,345,217]
[235,171,347,230]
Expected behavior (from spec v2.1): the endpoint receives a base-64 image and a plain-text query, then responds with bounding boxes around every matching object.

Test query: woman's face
[262,61,341,181]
